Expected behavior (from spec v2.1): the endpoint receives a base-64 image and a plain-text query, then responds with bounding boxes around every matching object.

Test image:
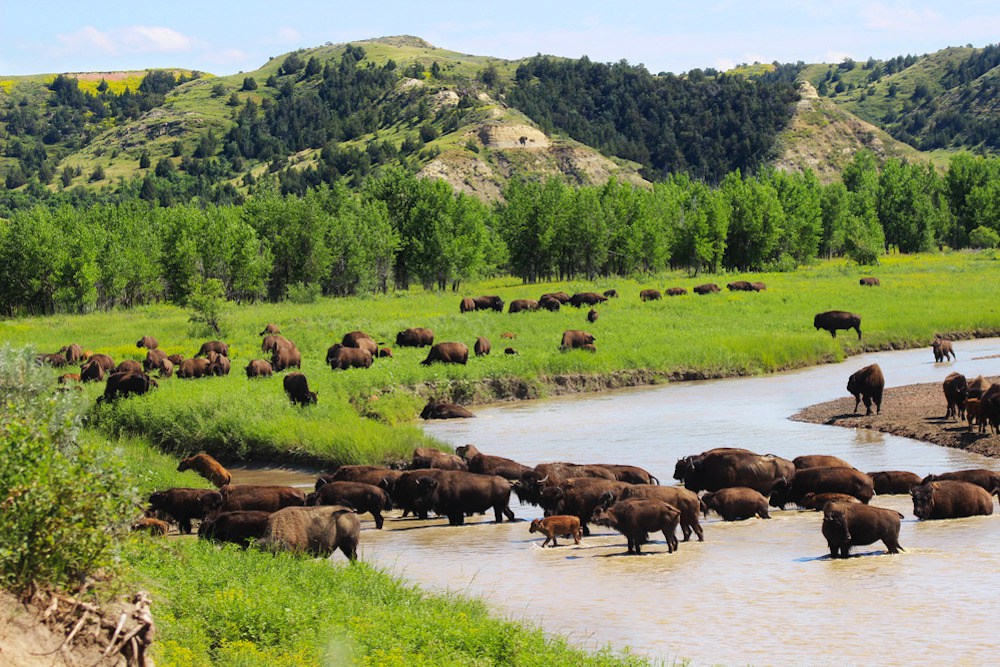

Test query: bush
[285,281,321,304]
[0,346,133,593]
[186,278,227,336]
[969,225,1000,249]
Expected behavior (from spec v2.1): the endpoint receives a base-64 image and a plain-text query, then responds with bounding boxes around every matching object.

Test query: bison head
[911,484,935,519]
[590,506,616,528]
[700,492,716,517]
[200,491,224,514]
[528,518,543,534]
[538,486,565,516]
[768,477,792,509]
[822,505,851,542]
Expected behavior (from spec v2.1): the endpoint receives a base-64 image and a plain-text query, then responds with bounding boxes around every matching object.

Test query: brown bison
[460,297,476,313]
[342,331,378,355]
[867,471,922,495]
[114,359,143,375]
[474,336,491,356]
[136,336,159,350]
[539,296,561,311]
[213,355,231,376]
[540,292,571,304]
[99,371,157,402]
[198,511,270,547]
[80,360,106,382]
[966,397,987,433]
[259,323,281,335]
[472,295,505,312]
[590,464,658,485]
[261,335,292,354]
[327,344,373,370]
[693,283,720,295]
[87,353,116,372]
[727,281,753,292]
[793,455,854,470]
[665,287,687,296]
[283,372,317,405]
[245,359,273,378]
[509,299,539,313]
[859,277,880,287]
[177,357,216,379]
[847,364,884,415]
[167,354,184,366]
[538,478,631,536]
[513,464,617,506]
[769,467,875,509]
[674,449,795,495]
[132,517,169,536]
[325,467,405,493]
[37,352,68,367]
[258,505,360,560]
[57,373,81,384]
[420,401,475,419]
[197,340,229,357]
[560,330,596,350]
[592,498,681,554]
[640,289,662,301]
[814,310,862,339]
[202,484,307,514]
[177,452,232,487]
[799,492,861,510]
[920,469,1000,495]
[148,488,218,534]
[529,515,582,547]
[616,484,703,542]
[421,342,469,365]
[307,481,393,529]
[396,327,434,347]
[455,445,532,481]
[144,348,168,372]
[58,343,85,364]
[392,470,514,525]
[501,332,516,340]
[943,372,968,420]
[378,347,393,358]
[271,345,302,372]
[822,502,903,558]
[701,487,770,521]
[603,289,618,298]
[967,375,991,399]
[568,292,607,308]
[587,309,599,323]
[158,358,174,378]
[410,447,469,471]
[911,481,994,520]
[980,383,1000,434]
[750,282,767,291]
[932,338,955,362]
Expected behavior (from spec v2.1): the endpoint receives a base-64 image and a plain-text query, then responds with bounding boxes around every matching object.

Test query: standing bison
[245,359,273,378]
[539,296,561,311]
[847,364,884,415]
[509,299,539,313]
[393,470,515,525]
[693,283,720,295]
[283,372,317,405]
[911,481,994,520]
[859,277,880,287]
[395,327,434,347]
[701,488,770,521]
[932,338,955,362]
[197,340,229,357]
[591,498,681,554]
[202,485,307,514]
[258,505,360,560]
[920,469,1000,495]
[455,445,532,481]
[568,292,607,307]
[665,287,687,296]
[307,481,393,529]
[529,516,582,547]
[943,372,968,420]
[461,295,504,312]
[814,311,862,339]
[822,502,903,558]
[769,467,874,509]
[560,330,596,350]
[726,281,753,292]
[136,336,159,350]
[474,336,491,357]
[270,342,302,372]
[327,344,373,370]
[147,488,218,534]
[867,471,922,495]
[99,372,157,403]
[617,485,703,541]
[640,289,661,301]
[259,323,281,335]
[421,342,469,365]
[674,449,794,495]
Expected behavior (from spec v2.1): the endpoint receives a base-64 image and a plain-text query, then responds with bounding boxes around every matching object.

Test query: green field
[4,252,1000,467]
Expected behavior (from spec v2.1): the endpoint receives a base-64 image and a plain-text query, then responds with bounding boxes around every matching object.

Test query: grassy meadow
[4,251,1000,466]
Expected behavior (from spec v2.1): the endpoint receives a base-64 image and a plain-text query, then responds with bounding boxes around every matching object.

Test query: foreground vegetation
[4,252,1000,467]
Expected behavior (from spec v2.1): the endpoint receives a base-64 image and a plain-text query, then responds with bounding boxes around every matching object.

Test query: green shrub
[969,225,1000,249]
[0,346,133,592]
[284,281,321,304]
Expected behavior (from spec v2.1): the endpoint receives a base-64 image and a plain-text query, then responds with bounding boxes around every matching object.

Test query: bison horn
[538,475,549,484]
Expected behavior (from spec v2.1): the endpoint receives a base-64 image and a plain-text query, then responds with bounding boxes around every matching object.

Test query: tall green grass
[122,539,649,667]
[5,252,1000,465]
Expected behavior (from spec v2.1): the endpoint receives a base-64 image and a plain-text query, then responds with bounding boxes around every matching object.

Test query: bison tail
[649,475,660,485]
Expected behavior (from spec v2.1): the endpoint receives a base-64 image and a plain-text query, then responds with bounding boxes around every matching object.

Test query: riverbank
[791,376,1000,458]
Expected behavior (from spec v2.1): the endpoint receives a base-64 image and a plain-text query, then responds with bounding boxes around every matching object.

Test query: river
[236,340,1000,665]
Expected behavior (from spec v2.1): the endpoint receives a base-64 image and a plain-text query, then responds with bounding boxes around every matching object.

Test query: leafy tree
[280,52,304,76]
[210,82,227,97]
[241,76,258,91]
[969,225,1000,248]
[89,164,106,182]
[186,277,226,335]
[155,158,176,177]
[227,92,241,107]
[139,151,151,169]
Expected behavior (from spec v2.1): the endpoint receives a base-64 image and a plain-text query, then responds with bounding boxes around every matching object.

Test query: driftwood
[33,590,155,666]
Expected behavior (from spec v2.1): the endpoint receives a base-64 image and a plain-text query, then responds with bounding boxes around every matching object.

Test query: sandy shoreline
[791,376,1000,458]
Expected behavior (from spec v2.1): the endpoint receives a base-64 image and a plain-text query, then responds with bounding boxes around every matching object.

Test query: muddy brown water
[233,341,1000,665]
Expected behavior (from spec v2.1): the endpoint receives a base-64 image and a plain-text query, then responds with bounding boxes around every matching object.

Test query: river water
[234,340,1000,665]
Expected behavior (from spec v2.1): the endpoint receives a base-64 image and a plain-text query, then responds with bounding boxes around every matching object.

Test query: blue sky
[2,1,999,76]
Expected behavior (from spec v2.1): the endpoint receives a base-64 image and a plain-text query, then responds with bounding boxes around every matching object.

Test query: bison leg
[884,538,902,555]
[839,546,850,558]
[829,329,837,338]
[828,544,838,558]
[179,518,192,534]
[863,395,873,416]
[853,395,862,413]
[340,538,358,562]
[447,512,465,526]
[663,529,678,553]
[373,511,384,530]
[581,523,591,537]
[500,504,515,522]
[854,326,862,340]
[757,504,771,519]
[550,535,559,547]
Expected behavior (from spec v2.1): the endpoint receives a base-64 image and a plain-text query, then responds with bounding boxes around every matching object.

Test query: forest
[2,152,999,316]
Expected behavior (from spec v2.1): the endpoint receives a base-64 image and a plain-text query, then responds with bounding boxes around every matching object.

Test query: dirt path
[791,376,1000,458]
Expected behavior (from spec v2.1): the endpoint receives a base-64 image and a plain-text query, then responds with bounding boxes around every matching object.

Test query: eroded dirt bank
[791,376,1000,458]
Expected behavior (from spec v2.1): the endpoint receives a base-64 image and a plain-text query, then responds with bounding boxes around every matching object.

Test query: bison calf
[701,487,770,521]
[529,515,582,547]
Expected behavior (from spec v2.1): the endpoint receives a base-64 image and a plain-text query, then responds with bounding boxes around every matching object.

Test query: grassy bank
[4,252,1000,466]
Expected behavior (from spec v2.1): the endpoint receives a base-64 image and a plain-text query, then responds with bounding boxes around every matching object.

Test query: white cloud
[862,2,940,31]
[203,48,250,66]
[53,25,192,57]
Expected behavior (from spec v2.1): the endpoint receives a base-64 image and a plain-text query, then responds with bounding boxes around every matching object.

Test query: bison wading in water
[867,471,922,495]
[847,364,884,415]
[420,401,475,420]
[258,505,360,560]
[674,449,794,496]
[202,484,307,514]
[814,310,862,339]
[932,338,955,362]
[529,516,582,547]
[421,342,469,365]
[617,484,703,542]
[307,481,393,529]
[769,467,874,509]
[592,498,681,554]
[538,478,631,536]
[392,470,515,526]
[701,488,770,521]
[920,469,1000,495]
[822,502,903,558]
[911,481,994,520]
[455,444,532,481]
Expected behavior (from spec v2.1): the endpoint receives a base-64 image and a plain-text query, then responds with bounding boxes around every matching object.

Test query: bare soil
[791,376,1000,458]
[0,592,122,667]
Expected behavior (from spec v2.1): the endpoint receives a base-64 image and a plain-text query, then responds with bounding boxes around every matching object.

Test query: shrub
[285,281,321,304]
[969,225,1000,249]
[0,346,133,593]
[186,278,226,336]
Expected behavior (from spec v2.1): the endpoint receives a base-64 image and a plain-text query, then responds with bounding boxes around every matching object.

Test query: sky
[2,1,999,76]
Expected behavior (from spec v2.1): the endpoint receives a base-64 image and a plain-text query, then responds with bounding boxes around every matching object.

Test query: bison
[640,289,661,301]
[847,364,884,415]
[392,470,514,525]
[395,327,434,347]
[693,283,720,295]
[769,467,874,509]
[859,277,880,287]
[259,323,281,335]
[529,515,582,547]
[147,488,217,534]
[460,297,476,313]
[198,511,270,547]
[421,342,469,365]
[538,296,561,311]
[540,292,570,304]
[793,455,854,470]
[617,484,703,542]
[587,309,599,323]
[665,287,687,296]
[342,331,378,356]
[911,481,994,520]
[167,354,184,366]
[932,338,955,363]
[867,471,922,495]
[920,469,1000,495]
[967,375,991,399]
[327,344,372,370]
[197,340,229,357]
[814,310,862,339]
[822,502,903,558]
[245,359,273,378]
[177,358,216,379]
[307,481,392,529]
[590,464,658,485]
[674,449,795,495]
[799,492,861,510]
[80,360,105,383]
[538,477,631,536]
[568,292,607,307]
[113,359,143,376]
[560,330,595,350]
[750,282,767,291]
[943,372,968,420]
[474,336,491,356]
[727,281,753,292]
[136,336,159,350]
[87,353,115,372]
[420,401,475,419]
[271,344,302,372]
[258,505,360,560]
[144,349,168,373]
[410,447,468,471]
[701,487,770,521]
[509,299,539,313]
[202,484,307,514]
[132,518,169,536]
[58,343,85,364]
[603,289,618,298]
[966,397,987,433]
[99,371,157,402]
[283,372,317,405]
[261,335,292,354]
[591,498,681,554]
[455,444,531,481]
[177,452,231,487]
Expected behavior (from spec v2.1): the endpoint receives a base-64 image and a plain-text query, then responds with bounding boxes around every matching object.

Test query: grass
[5,252,1000,466]
[119,538,647,667]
